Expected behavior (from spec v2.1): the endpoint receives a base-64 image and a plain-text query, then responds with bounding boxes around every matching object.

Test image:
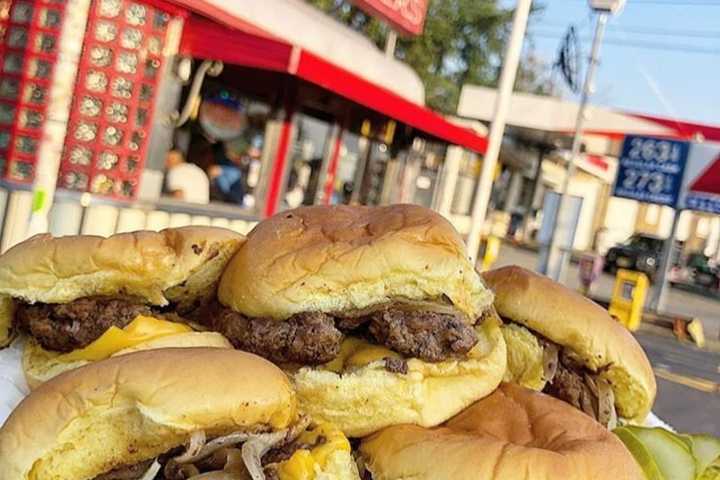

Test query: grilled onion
[542,342,559,382]
[597,377,618,429]
[174,430,207,463]
[139,460,162,480]
[242,431,288,480]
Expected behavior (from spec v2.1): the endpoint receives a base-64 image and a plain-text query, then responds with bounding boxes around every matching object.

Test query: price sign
[613,135,690,207]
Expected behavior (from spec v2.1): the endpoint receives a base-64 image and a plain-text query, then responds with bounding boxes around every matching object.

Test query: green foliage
[305,0,552,113]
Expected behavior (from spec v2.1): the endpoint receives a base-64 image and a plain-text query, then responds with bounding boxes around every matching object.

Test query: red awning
[177,12,487,153]
[294,51,487,153]
[179,15,293,73]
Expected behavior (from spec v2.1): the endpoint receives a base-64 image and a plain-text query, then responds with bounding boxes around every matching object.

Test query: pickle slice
[687,434,720,480]
[614,427,664,480]
[625,426,696,480]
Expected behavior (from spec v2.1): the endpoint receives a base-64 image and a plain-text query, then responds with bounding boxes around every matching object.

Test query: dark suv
[604,234,665,279]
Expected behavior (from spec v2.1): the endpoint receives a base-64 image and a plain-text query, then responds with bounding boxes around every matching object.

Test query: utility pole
[385,30,397,58]
[545,0,625,281]
[466,0,533,263]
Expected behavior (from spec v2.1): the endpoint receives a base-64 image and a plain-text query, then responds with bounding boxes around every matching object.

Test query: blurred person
[164,149,210,204]
[208,143,245,205]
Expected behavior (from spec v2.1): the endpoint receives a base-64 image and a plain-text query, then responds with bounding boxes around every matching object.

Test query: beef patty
[205,307,343,365]
[15,297,152,352]
[204,301,479,366]
[15,294,480,367]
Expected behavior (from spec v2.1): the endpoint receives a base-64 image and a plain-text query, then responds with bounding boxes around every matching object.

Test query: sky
[506,0,720,126]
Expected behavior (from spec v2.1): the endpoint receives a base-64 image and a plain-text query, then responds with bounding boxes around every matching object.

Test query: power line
[571,0,720,4]
[539,21,720,38]
[531,31,720,55]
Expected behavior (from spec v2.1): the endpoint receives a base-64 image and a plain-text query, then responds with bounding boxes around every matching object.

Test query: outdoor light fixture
[588,0,627,13]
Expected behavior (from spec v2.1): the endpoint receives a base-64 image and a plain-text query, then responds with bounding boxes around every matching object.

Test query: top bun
[360,383,644,480]
[0,227,244,346]
[482,266,656,421]
[219,204,492,320]
[0,226,244,305]
[0,348,297,480]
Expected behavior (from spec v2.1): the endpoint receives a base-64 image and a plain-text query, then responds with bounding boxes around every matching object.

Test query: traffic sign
[613,135,690,207]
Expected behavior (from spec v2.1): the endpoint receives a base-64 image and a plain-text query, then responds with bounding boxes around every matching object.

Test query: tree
[306,0,552,113]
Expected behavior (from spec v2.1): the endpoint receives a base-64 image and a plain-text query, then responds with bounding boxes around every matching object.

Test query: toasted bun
[22,332,233,388]
[219,205,492,321]
[0,348,297,480]
[360,383,644,480]
[482,266,656,421]
[0,226,244,347]
[292,315,506,437]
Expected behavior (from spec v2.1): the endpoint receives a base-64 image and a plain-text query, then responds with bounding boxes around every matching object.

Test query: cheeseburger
[0,348,359,480]
[358,383,644,480]
[0,226,243,385]
[211,204,507,436]
[482,266,656,427]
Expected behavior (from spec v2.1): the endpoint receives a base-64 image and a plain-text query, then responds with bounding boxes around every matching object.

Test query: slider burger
[357,383,644,479]
[212,204,507,436]
[0,227,244,386]
[482,266,656,428]
[0,348,360,480]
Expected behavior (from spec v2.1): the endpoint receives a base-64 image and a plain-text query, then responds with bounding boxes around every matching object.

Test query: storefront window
[330,131,365,205]
[282,112,332,210]
[170,88,271,208]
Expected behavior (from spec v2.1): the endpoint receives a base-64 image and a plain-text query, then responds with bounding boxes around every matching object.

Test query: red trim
[264,112,294,217]
[296,51,487,153]
[180,15,292,72]
[586,154,609,171]
[628,113,720,142]
[323,127,344,205]
[166,0,283,40]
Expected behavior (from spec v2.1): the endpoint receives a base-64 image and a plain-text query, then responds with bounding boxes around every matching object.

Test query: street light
[544,0,625,282]
[588,0,626,13]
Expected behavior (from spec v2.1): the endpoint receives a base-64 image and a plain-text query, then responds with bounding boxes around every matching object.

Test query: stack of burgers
[0,205,657,480]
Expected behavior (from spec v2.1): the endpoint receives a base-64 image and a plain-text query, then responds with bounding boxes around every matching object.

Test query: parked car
[603,234,666,279]
[672,252,720,291]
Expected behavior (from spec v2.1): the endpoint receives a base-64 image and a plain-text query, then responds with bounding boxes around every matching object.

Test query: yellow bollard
[608,269,649,331]
[687,319,705,348]
[481,236,501,272]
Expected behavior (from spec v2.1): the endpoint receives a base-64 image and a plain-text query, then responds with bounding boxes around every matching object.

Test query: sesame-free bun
[219,205,493,321]
[482,266,656,422]
[22,331,233,388]
[292,315,507,437]
[360,383,644,480]
[0,348,297,480]
[0,226,244,346]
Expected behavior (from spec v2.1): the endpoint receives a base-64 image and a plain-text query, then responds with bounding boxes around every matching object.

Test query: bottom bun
[23,331,232,388]
[0,348,297,480]
[292,316,506,437]
[360,383,643,480]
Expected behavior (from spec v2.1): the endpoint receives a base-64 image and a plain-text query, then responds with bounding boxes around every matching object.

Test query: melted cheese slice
[277,423,352,480]
[60,315,192,362]
[322,337,401,373]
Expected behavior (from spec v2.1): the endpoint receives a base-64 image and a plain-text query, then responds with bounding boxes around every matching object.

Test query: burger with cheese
[482,265,656,427]
[211,204,507,437]
[0,226,244,386]
[0,347,359,480]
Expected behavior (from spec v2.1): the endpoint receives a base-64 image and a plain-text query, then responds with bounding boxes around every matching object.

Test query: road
[493,243,720,435]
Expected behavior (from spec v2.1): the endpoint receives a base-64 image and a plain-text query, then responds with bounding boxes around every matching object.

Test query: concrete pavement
[491,243,720,435]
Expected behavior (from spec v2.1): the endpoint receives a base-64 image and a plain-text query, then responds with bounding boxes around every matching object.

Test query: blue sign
[613,135,690,207]
[685,192,720,215]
